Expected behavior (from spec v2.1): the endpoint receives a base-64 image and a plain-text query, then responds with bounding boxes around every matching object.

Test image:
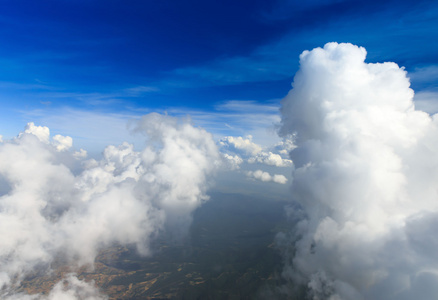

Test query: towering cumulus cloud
[0,113,219,299]
[279,43,438,299]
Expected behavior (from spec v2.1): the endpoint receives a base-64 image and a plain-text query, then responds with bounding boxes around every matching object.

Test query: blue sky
[1,0,438,150]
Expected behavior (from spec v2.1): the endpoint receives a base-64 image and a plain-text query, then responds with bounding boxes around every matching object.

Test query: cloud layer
[0,113,219,299]
[279,43,438,299]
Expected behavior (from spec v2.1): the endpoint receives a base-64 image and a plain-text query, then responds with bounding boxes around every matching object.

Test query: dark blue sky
[1,0,438,145]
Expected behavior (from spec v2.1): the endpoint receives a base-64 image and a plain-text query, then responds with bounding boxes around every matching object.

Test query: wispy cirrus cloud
[123,85,160,96]
[164,100,282,146]
[0,79,161,113]
[15,100,282,155]
[147,0,438,94]
[413,91,438,115]
[215,100,279,113]
[409,65,438,90]
[168,53,295,87]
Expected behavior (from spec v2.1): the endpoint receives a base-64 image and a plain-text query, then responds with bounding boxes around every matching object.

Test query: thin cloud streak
[15,100,282,154]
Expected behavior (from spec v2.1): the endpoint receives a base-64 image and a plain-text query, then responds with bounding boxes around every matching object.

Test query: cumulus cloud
[73,148,87,159]
[272,134,296,156]
[248,151,292,167]
[219,135,293,167]
[278,42,438,299]
[21,122,50,143]
[0,113,219,299]
[219,135,262,156]
[52,134,73,151]
[16,122,76,153]
[223,153,244,170]
[246,170,288,184]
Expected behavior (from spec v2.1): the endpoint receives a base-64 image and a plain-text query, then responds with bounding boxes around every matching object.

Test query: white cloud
[247,170,272,182]
[16,122,74,153]
[219,135,262,156]
[273,134,296,156]
[223,153,243,170]
[246,170,288,184]
[220,135,294,168]
[19,109,141,155]
[21,122,50,143]
[273,174,288,184]
[73,148,87,159]
[52,134,73,151]
[248,151,292,167]
[0,113,220,299]
[278,42,438,299]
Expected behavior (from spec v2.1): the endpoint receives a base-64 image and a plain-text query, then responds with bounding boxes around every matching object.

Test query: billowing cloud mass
[246,170,288,184]
[0,113,220,299]
[278,42,438,299]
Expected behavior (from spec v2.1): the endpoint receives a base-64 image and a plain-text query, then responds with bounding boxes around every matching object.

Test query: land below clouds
[19,192,290,299]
